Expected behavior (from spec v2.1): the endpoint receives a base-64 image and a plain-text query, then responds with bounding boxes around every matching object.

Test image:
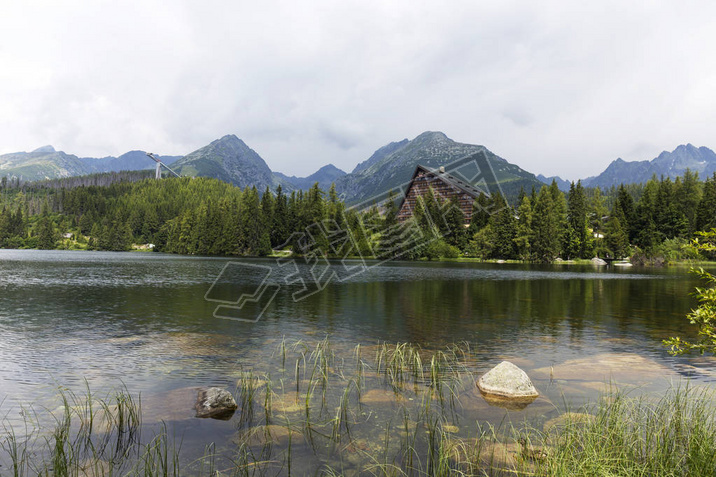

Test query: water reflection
[0,250,710,412]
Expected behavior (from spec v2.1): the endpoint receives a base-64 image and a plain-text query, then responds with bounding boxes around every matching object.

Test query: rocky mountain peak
[411,131,450,145]
[32,145,56,154]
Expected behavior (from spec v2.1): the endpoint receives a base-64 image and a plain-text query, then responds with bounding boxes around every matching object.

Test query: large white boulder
[477,361,539,404]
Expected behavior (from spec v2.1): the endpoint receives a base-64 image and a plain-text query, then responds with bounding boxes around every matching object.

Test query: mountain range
[580,144,716,188]
[3,135,716,202]
[162,132,545,203]
[0,146,180,181]
[536,143,716,191]
[275,164,347,191]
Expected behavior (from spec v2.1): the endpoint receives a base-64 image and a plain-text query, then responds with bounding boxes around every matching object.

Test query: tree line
[1,170,715,262]
[463,170,716,262]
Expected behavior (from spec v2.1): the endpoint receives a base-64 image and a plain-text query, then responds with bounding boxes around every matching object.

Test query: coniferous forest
[1,170,715,263]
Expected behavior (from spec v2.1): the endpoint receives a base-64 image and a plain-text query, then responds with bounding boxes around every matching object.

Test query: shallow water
[1,249,714,472]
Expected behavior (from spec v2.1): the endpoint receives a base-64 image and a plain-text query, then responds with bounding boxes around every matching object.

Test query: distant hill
[171,134,284,191]
[0,146,179,181]
[81,151,181,174]
[583,144,716,188]
[537,174,571,192]
[275,164,346,191]
[335,131,544,205]
[0,146,90,181]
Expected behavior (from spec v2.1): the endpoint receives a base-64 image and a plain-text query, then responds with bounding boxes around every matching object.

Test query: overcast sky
[1,1,714,180]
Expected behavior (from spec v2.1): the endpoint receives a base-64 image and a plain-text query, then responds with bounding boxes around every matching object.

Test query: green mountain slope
[335,131,544,205]
[0,146,180,181]
[172,135,283,191]
[0,146,89,181]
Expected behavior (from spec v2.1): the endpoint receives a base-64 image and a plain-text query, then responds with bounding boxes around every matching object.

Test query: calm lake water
[1,249,715,472]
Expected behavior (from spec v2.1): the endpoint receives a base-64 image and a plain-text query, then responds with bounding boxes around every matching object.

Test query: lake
[1,249,714,474]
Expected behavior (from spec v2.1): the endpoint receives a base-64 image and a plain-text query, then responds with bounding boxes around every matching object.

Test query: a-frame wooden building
[396,165,485,225]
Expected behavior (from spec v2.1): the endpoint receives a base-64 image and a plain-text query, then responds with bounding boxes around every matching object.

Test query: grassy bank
[2,340,716,476]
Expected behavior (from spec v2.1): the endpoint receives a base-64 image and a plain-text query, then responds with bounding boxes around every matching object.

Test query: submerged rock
[233,424,301,447]
[477,361,538,408]
[194,387,237,420]
[360,388,404,405]
[543,412,596,433]
[142,386,199,423]
[531,352,669,383]
[446,438,529,472]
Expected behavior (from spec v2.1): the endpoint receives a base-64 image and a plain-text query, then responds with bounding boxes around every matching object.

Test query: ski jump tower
[146,153,181,179]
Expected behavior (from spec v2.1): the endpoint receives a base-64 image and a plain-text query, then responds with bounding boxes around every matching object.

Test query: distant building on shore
[396,165,485,226]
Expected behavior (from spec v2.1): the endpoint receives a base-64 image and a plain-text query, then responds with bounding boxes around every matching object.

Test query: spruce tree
[445,195,467,250]
[36,216,58,250]
[605,215,629,258]
[675,169,702,235]
[567,181,590,258]
[468,193,491,235]
[532,186,560,263]
[272,185,289,247]
[696,173,716,231]
[241,186,263,255]
[514,195,533,260]
[490,195,516,259]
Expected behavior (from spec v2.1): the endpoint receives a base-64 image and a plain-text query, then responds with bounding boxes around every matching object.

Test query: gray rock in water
[591,257,608,266]
[195,387,237,420]
[477,361,539,405]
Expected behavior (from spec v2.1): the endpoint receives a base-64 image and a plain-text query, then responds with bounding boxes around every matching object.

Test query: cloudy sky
[1,1,715,180]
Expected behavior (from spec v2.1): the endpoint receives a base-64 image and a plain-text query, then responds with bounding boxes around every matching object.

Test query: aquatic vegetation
[2,339,716,476]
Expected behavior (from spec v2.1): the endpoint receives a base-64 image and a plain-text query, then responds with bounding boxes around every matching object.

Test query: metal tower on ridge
[146,153,181,179]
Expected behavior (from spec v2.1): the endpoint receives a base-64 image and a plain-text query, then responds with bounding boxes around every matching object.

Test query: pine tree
[532,186,560,263]
[634,179,659,251]
[696,173,716,231]
[605,215,629,258]
[490,194,516,259]
[675,169,702,235]
[514,195,533,260]
[655,178,688,240]
[549,180,568,255]
[468,193,491,235]
[614,185,637,243]
[241,186,264,255]
[327,183,345,227]
[272,185,289,247]
[377,190,401,259]
[445,195,467,249]
[0,207,10,245]
[567,181,590,258]
[36,216,58,250]
[590,187,609,255]
[382,190,399,233]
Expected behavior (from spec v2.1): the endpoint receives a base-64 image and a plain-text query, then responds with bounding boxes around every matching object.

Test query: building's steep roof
[397,164,485,213]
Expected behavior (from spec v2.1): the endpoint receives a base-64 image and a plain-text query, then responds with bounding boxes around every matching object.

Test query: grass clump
[536,385,716,476]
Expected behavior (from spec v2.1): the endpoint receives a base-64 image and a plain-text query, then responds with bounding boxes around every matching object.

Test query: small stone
[194,387,237,420]
[477,361,539,406]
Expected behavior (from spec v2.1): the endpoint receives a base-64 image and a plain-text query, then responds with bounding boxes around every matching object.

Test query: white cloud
[1,0,715,178]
